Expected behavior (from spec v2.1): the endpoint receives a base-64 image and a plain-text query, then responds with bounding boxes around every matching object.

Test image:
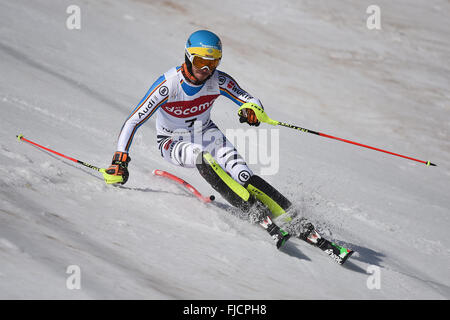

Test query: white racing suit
[114,65,325,251]
[116,66,262,185]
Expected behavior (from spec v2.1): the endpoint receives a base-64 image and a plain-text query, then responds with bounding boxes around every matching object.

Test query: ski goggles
[191,56,220,70]
[186,47,221,71]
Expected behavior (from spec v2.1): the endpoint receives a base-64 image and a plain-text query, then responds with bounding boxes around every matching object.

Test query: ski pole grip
[238,103,279,126]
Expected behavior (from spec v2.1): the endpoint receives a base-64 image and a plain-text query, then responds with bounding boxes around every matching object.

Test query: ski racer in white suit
[103,30,356,259]
[104,30,295,249]
[114,64,260,186]
[106,30,262,187]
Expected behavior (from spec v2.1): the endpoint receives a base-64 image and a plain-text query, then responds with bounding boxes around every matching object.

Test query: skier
[102,30,353,261]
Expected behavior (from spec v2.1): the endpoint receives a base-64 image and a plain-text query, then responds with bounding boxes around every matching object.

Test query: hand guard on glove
[239,108,260,127]
[104,151,130,185]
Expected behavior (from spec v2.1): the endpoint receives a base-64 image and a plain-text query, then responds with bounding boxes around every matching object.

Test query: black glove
[105,151,130,185]
[239,108,260,127]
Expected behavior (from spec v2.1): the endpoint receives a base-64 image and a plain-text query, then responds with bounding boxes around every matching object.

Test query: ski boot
[260,216,291,249]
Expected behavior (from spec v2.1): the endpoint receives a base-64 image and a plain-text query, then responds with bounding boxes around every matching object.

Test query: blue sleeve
[218,71,261,107]
[116,74,169,152]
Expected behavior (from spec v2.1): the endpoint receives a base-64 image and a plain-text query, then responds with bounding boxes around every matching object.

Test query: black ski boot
[260,216,291,249]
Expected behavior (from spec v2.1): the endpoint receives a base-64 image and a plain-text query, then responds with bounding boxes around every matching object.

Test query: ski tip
[426,161,437,167]
[16,134,24,141]
[340,250,355,265]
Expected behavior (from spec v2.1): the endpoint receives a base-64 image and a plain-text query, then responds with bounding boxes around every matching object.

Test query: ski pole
[238,105,437,167]
[16,134,108,173]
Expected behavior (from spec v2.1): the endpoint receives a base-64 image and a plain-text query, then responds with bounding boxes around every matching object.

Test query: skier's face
[191,64,213,82]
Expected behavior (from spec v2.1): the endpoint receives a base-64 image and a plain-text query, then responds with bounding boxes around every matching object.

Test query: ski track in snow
[0,0,449,299]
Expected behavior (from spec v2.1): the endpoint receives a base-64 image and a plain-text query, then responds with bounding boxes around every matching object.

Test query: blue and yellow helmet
[185,30,222,61]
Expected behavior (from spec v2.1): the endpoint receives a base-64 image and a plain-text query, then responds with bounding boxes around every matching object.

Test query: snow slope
[1,0,449,299]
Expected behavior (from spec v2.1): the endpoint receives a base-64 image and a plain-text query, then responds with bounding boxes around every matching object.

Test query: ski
[299,226,354,265]
[321,240,354,265]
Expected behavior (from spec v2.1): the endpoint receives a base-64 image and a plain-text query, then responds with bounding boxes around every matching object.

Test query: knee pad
[215,146,253,185]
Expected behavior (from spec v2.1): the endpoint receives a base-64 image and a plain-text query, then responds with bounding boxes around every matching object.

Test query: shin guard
[244,175,292,219]
[196,152,254,211]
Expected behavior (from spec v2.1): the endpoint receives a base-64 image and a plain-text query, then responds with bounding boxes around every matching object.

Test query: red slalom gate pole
[16,134,105,172]
[153,169,214,204]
